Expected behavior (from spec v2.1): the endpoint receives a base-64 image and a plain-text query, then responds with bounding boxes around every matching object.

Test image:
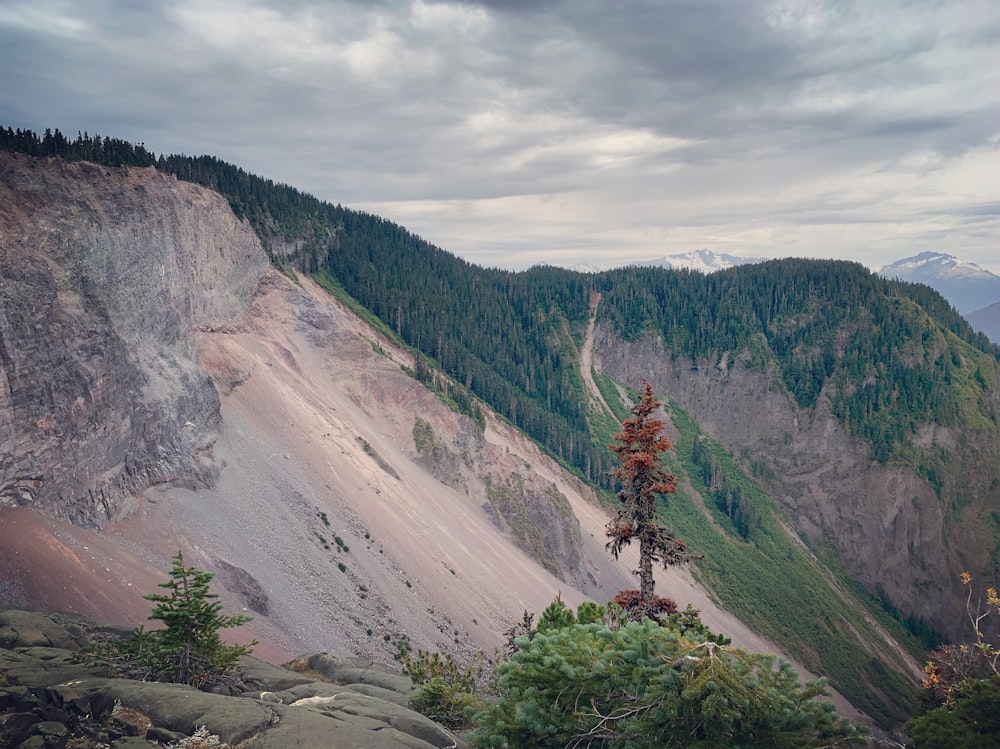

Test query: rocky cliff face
[0,152,268,526]
[593,323,997,640]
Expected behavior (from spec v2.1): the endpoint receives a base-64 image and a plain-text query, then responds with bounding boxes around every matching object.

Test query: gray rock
[0,610,110,651]
[0,152,269,527]
[300,652,418,695]
[25,720,69,748]
[0,609,467,749]
[1,711,38,748]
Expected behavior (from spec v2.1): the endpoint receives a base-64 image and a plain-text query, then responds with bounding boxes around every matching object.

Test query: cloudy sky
[2,0,998,272]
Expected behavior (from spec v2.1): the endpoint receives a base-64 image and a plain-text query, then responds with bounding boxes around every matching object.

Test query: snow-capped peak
[635,249,769,274]
[879,252,993,281]
[878,252,1000,314]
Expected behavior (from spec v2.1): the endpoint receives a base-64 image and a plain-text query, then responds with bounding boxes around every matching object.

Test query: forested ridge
[4,125,997,483]
[598,262,999,463]
[9,125,1000,730]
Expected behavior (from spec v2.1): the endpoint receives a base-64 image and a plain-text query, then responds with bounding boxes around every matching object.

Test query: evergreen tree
[473,616,860,749]
[82,552,255,688]
[535,592,576,633]
[606,380,693,617]
[141,551,255,686]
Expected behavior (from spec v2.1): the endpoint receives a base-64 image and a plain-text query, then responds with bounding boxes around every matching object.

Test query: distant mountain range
[877,251,1000,344]
[966,302,1000,345]
[634,249,770,274]
[568,249,767,275]
[878,251,1000,316]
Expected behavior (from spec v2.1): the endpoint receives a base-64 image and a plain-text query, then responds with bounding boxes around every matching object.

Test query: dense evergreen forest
[597,262,999,463]
[4,125,998,483]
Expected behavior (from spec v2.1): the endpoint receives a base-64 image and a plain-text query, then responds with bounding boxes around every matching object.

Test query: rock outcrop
[413,415,584,585]
[0,152,268,527]
[0,609,465,749]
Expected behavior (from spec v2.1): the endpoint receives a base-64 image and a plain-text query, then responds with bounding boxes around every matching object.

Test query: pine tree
[606,380,693,618]
[83,551,255,688]
[473,615,859,749]
[140,551,255,686]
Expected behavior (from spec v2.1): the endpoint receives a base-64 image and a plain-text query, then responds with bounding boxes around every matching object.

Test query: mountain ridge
[879,250,1000,315]
[4,135,998,728]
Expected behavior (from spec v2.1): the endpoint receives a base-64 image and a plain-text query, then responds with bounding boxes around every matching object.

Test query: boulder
[0,609,467,749]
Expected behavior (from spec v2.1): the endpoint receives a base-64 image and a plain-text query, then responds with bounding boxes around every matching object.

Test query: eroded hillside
[0,151,267,525]
[0,154,804,692]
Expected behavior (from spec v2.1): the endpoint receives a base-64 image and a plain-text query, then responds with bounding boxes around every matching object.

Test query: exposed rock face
[0,609,465,749]
[593,323,994,640]
[0,152,268,526]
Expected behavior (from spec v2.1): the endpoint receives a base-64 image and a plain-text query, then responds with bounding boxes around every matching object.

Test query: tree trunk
[639,532,655,610]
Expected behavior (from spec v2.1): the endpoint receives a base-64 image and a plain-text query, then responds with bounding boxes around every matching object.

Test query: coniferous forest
[5,126,1000,738]
[5,125,994,487]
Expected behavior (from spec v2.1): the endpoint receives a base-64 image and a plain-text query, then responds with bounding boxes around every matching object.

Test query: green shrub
[473,617,861,749]
[535,592,576,633]
[399,648,487,729]
[82,552,254,688]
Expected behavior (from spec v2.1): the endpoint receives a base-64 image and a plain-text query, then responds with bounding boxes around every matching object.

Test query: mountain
[0,149,641,661]
[638,248,769,273]
[562,250,767,274]
[967,301,1000,345]
[4,128,1000,728]
[879,251,1000,315]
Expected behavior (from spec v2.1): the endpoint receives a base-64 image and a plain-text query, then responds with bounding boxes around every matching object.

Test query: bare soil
[0,270,849,711]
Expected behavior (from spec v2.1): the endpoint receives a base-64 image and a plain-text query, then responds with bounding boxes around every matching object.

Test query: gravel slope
[1,270,859,722]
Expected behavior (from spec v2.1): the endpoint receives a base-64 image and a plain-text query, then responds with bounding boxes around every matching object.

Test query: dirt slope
[0,269,794,662]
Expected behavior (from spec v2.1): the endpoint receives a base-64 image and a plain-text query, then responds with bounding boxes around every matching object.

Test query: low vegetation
[905,574,1000,747]
[474,610,862,749]
[395,593,864,748]
[398,646,490,729]
[81,552,255,688]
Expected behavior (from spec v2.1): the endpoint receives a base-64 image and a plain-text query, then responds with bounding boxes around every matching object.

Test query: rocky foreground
[0,609,465,749]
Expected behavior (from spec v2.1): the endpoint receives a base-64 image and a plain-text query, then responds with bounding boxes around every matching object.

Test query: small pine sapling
[82,551,256,689]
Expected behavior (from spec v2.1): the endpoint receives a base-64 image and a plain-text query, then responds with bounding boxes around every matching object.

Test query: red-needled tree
[606,380,693,618]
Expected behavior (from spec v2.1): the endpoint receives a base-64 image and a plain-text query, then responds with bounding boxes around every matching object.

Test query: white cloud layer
[1,0,998,272]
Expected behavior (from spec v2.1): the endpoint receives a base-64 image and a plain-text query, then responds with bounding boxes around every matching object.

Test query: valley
[2,138,999,735]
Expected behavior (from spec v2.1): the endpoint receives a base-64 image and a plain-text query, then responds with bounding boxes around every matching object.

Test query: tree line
[4,125,997,478]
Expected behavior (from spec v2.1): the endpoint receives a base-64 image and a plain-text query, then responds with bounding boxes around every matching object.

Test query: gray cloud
[1,0,998,272]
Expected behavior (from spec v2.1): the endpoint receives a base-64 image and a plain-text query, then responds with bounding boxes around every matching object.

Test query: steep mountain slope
[6,137,998,727]
[879,251,1000,314]
[596,261,1000,648]
[0,152,801,684]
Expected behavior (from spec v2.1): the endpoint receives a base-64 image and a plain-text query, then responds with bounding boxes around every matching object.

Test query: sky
[1,0,998,273]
